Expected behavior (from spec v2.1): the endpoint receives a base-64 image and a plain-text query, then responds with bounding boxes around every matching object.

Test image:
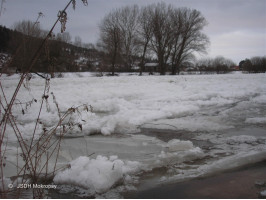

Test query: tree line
[196,56,236,74]
[239,57,266,73]
[98,2,209,76]
[0,22,100,76]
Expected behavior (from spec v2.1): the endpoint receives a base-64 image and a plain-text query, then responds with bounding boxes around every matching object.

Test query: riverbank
[125,160,266,199]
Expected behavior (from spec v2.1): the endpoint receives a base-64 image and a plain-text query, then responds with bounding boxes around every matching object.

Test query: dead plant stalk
[0,0,88,198]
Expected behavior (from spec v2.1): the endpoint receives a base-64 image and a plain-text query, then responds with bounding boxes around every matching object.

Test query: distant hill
[0,25,102,76]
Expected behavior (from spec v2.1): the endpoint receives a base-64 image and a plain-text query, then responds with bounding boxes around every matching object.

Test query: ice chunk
[54,155,141,194]
[255,180,266,187]
[226,135,258,144]
[245,117,266,124]
[260,190,266,198]
[166,139,194,152]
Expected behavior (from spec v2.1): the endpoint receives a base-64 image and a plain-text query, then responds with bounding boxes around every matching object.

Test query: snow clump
[166,139,194,152]
[226,135,258,145]
[54,155,141,194]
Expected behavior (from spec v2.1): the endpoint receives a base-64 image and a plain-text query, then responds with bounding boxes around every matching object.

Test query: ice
[2,73,266,139]
[245,117,266,124]
[251,94,266,104]
[53,135,204,194]
[1,72,266,197]
[201,150,266,174]
[0,177,12,192]
[226,135,258,144]
[142,116,234,132]
[166,149,266,183]
[54,155,141,194]
[255,180,266,187]
[0,176,29,193]
[166,139,194,152]
[260,190,266,197]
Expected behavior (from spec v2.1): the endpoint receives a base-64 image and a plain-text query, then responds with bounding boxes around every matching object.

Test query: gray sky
[0,0,265,63]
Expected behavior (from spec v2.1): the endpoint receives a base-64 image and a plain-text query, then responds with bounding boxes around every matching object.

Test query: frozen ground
[1,72,266,198]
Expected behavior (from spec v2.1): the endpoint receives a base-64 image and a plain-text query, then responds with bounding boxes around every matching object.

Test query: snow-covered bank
[1,73,266,197]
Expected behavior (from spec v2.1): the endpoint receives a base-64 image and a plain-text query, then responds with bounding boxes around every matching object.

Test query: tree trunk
[111,49,117,76]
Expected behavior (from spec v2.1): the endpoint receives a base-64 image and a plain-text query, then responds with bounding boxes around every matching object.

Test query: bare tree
[170,8,209,75]
[117,5,139,71]
[99,10,122,75]
[0,0,5,17]
[83,42,95,49]
[57,32,72,43]
[14,20,43,37]
[213,56,229,74]
[99,5,141,74]
[243,58,252,73]
[197,57,214,73]
[98,2,209,75]
[149,3,174,75]
[10,20,44,72]
[250,56,266,73]
[74,35,82,47]
[137,5,154,75]
[197,56,235,74]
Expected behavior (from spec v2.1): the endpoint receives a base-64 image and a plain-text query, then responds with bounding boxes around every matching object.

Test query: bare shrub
[0,0,88,198]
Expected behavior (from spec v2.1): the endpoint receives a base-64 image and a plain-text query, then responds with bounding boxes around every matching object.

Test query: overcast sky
[0,0,265,63]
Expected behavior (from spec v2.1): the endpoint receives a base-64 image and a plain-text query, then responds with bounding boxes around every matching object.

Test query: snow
[245,117,266,124]
[167,149,266,183]
[2,73,266,140]
[0,177,12,192]
[0,53,11,68]
[54,155,141,194]
[260,190,266,197]
[226,135,258,144]
[1,72,266,197]
[166,139,194,152]
[52,134,204,194]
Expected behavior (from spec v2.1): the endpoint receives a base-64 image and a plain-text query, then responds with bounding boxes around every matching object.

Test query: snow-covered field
[1,72,266,198]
